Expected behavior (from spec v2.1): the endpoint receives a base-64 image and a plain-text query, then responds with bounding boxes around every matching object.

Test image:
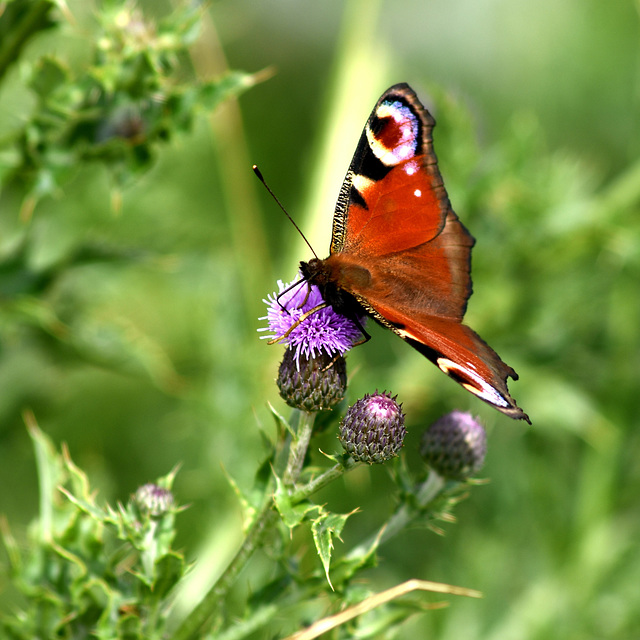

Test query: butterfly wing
[329,84,529,422]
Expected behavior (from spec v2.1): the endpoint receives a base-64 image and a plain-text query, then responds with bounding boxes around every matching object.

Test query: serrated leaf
[62,443,93,502]
[197,70,257,110]
[331,529,380,587]
[58,486,107,522]
[116,613,143,640]
[25,413,63,542]
[311,510,354,588]
[267,401,291,437]
[225,451,275,531]
[76,577,116,635]
[51,540,87,582]
[224,470,258,532]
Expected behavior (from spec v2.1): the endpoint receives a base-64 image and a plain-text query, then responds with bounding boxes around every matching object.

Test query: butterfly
[298,83,529,422]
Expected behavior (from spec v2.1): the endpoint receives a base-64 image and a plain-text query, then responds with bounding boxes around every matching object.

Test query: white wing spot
[414,189,422,198]
[437,357,510,408]
[352,173,374,195]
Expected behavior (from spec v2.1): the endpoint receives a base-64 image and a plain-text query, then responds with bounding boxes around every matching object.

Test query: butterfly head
[300,256,372,322]
[299,257,327,287]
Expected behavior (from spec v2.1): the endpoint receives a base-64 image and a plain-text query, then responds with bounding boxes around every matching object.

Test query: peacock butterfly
[298,83,529,422]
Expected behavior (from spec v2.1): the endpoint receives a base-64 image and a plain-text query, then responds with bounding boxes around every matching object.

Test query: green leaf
[62,441,94,503]
[152,551,185,600]
[58,485,107,522]
[226,451,275,531]
[311,510,353,588]
[26,414,63,542]
[330,531,380,587]
[197,70,257,110]
[29,56,69,99]
[273,475,321,529]
[116,613,143,640]
[267,401,291,438]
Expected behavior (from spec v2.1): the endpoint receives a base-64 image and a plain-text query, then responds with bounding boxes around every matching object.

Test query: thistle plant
[1,413,185,640]
[2,268,488,638]
[1,3,490,637]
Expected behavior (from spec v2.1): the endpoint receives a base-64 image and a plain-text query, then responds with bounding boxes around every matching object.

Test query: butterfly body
[300,83,529,423]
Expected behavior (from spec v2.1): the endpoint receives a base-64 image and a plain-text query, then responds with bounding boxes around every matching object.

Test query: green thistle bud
[277,348,347,412]
[339,391,406,464]
[134,483,174,517]
[420,411,487,480]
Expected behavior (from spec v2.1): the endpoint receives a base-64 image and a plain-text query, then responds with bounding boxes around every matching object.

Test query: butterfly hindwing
[361,300,526,421]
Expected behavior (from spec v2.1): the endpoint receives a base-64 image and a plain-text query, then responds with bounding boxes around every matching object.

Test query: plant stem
[171,491,278,640]
[172,409,319,640]
[283,410,315,484]
[0,0,56,84]
[289,457,359,504]
[345,470,446,561]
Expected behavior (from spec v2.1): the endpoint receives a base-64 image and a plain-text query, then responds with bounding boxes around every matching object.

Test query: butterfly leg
[350,314,371,347]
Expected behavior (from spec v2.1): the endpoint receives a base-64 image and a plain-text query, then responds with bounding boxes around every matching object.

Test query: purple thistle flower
[259,274,364,367]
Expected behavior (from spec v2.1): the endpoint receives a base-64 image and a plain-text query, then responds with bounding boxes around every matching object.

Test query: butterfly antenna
[253,165,319,259]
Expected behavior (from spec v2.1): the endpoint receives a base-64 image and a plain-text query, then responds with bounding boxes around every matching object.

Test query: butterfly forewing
[332,84,450,254]
[307,83,529,422]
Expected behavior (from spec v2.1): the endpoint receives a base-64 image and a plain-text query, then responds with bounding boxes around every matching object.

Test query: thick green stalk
[172,409,319,640]
[0,0,56,84]
[345,470,446,561]
[171,489,277,640]
[283,410,315,484]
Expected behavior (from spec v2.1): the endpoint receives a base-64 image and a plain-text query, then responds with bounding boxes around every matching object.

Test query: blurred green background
[1,0,639,637]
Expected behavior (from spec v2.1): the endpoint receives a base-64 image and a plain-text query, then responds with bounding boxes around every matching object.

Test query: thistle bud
[277,348,347,412]
[339,391,406,464]
[420,411,487,480]
[134,483,174,517]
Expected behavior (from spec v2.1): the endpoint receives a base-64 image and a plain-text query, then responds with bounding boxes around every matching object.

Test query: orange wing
[323,84,528,421]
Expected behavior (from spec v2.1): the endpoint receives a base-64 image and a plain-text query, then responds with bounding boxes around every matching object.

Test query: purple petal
[259,274,365,367]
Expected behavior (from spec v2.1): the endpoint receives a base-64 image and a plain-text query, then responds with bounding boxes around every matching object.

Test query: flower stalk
[345,469,446,563]
[284,409,316,484]
[172,408,321,640]
[172,497,279,640]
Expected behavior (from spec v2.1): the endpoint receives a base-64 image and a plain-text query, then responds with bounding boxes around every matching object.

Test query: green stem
[205,465,440,638]
[0,0,56,84]
[172,409,320,640]
[283,410,315,484]
[171,493,278,640]
[345,470,446,560]
[289,457,359,504]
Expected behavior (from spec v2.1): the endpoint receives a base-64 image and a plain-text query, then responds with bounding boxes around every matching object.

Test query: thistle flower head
[259,275,364,368]
[339,391,406,464]
[277,347,347,411]
[420,411,487,480]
